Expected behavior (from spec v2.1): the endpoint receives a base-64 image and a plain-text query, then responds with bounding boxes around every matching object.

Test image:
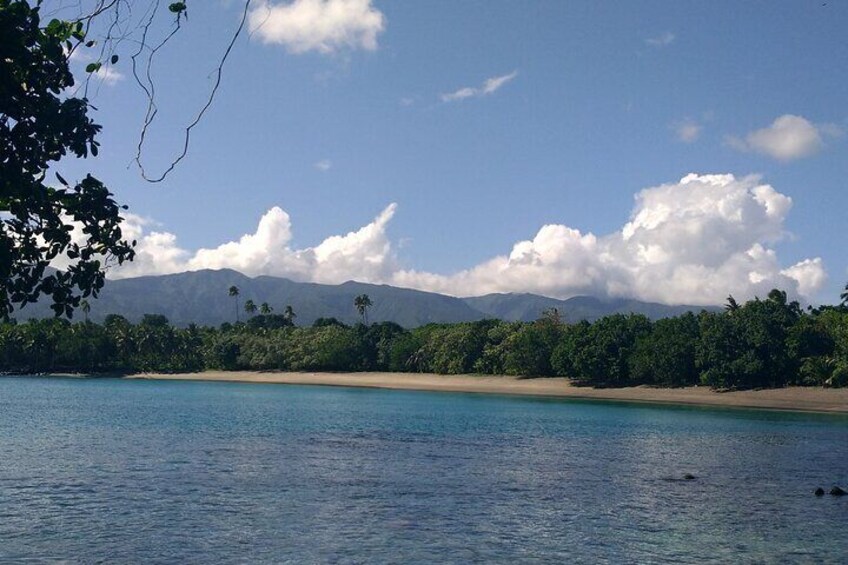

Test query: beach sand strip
[126,371,848,414]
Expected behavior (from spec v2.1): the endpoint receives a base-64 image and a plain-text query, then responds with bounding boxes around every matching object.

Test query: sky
[49,0,847,305]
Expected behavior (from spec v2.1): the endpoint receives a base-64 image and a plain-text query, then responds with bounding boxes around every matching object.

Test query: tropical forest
[3,288,847,390]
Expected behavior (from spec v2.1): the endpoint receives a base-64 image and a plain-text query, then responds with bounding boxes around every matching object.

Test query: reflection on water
[1,376,846,563]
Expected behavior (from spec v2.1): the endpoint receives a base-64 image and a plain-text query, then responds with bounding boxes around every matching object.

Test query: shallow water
[1,376,846,563]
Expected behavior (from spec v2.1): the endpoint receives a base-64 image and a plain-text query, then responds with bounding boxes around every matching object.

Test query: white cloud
[441,71,518,103]
[482,72,518,94]
[646,31,675,47]
[673,119,701,143]
[50,212,187,278]
[726,114,837,161]
[107,214,190,278]
[94,66,124,85]
[248,0,385,54]
[65,48,123,86]
[781,258,827,298]
[314,159,332,171]
[441,87,476,102]
[109,175,825,305]
[110,205,399,285]
[394,174,825,304]
[310,204,396,282]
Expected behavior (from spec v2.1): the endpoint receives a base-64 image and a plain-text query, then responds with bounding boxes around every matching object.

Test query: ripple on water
[1,377,847,563]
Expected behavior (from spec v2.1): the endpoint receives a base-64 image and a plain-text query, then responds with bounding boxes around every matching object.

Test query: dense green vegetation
[2,289,847,389]
[1,0,135,319]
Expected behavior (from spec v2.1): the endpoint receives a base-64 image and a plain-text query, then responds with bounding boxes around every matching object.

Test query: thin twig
[134,0,253,183]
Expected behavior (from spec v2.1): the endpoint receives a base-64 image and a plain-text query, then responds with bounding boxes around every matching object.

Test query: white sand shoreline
[122,371,848,414]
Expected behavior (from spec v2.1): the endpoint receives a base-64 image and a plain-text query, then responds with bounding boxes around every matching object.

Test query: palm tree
[244,299,257,317]
[260,302,273,315]
[228,286,240,322]
[80,299,91,323]
[841,282,848,308]
[354,294,372,325]
[283,305,296,325]
[104,315,134,367]
[725,295,739,313]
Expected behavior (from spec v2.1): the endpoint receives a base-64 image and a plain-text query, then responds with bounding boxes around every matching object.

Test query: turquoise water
[1,377,847,563]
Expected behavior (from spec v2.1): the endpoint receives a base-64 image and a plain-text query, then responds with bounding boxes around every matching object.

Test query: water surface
[1,376,846,563]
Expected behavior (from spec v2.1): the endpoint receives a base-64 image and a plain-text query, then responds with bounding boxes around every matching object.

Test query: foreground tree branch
[132,0,252,183]
[0,0,135,318]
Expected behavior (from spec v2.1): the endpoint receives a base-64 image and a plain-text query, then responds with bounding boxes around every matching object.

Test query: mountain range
[13,269,715,327]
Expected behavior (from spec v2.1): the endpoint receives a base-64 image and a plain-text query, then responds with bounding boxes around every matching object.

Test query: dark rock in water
[814,487,825,496]
[830,486,847,496]
[659,473,698,482]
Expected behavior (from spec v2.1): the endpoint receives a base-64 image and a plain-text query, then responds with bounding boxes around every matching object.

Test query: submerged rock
[660,473,698,482]
[830,486,846,496]
[814,487,825,496]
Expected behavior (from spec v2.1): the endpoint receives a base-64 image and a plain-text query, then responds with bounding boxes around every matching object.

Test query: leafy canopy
[0,0,135,319]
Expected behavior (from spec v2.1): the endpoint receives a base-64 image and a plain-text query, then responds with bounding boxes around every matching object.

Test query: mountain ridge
[12,269,716,327]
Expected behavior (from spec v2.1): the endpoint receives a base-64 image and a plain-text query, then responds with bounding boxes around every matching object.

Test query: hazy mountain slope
[13,269,484,327]
[12,270,715,327]
[463,293,714,322]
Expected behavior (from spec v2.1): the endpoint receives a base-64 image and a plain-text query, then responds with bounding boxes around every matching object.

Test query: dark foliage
[2,288,846,389]
[1,1,135,319]
[246,314,294,330]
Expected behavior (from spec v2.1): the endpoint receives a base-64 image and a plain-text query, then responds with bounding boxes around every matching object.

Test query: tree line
[2,289,847,390]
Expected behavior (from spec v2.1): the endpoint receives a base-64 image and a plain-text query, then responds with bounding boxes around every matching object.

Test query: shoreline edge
[121,371,848,414]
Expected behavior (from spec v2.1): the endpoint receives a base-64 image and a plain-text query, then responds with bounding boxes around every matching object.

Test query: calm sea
[1,376,846,563]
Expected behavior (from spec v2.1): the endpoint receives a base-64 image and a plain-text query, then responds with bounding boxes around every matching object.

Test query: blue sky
[54,0,847,304]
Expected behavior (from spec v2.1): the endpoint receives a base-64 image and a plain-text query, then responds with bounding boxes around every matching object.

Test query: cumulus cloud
[314,159,332,171]
[109,175,825,305]
[394,174,825,304]
[49,212,188,279]
[107,214,190,278]
[646,31,675,47]
[248,0,385,54]
[726,114,841,161]
[781,258,827,298]
[110,205,399,285]
[441,70,518,103]
[673,119,701,143]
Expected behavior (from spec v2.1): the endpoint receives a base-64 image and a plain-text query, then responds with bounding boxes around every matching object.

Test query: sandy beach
[126,371,848,414]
